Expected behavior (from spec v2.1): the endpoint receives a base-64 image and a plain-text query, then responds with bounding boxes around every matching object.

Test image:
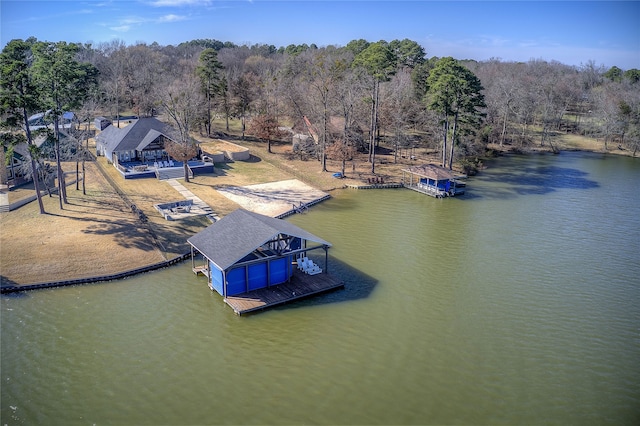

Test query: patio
[115,159,214,180]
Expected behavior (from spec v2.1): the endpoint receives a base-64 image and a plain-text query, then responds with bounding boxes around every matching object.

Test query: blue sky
[1,1,638,69]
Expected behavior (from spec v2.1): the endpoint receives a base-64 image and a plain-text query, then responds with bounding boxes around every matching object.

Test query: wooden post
[324,246,329,273]
[222,270,227,297]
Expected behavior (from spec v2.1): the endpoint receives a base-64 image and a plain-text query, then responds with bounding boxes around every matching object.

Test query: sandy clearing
[216,179,329,217]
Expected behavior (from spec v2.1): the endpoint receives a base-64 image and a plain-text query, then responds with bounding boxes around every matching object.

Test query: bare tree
[247,114,287,153]
[303,49,348,171]
[160,75,204,182]
[353,41,397,173]
[95,39,127,127]
[326,138,356,177]
[123,44,163,117]
[379,69,421,162]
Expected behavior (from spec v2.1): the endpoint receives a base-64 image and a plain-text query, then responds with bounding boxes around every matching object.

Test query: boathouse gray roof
[187,209,332,270]
[403,164,458,180]
[96,117,174,153]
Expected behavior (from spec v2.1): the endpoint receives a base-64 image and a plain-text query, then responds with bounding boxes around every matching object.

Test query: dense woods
[3,37,640,195]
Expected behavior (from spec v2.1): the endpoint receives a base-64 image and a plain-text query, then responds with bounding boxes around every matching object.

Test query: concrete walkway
[0,187,9,212]
[165,179,219,221]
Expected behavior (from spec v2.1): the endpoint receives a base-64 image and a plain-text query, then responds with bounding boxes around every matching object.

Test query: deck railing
[405,183,449,197]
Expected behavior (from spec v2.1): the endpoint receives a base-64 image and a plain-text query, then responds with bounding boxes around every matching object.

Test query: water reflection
[470,153,600,199]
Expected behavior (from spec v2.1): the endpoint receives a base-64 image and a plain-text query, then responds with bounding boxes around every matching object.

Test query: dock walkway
[223,270,344,315]
[345,183,403,190]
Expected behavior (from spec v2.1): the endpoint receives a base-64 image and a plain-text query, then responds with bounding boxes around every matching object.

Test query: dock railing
[405,183,449,198]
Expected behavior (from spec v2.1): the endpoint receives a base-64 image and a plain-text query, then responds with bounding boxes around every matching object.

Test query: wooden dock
[223,270,344,315]
[404,183,465,198]
[345,183,403,190]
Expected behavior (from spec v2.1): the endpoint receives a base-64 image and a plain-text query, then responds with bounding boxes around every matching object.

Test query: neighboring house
[2,129,75,186]
[291,115,366,153]
[188,209,342,314]
[2,143,30,186]
[34,129,77,160]
[28,111,76,131]
[95,117,175,165]
[291,116,319,153]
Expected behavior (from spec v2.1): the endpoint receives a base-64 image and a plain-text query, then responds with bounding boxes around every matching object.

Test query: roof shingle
[188,209,331,270]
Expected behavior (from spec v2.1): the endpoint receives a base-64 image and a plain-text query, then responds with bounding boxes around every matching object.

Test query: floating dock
[223,269,344,315]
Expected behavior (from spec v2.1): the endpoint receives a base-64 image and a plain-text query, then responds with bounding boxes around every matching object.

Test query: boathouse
[187,209,343,314]
[402,164,466,198]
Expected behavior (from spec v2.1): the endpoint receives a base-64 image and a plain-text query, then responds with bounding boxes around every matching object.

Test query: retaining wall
[0,253,190,294]
[223,142,251,161]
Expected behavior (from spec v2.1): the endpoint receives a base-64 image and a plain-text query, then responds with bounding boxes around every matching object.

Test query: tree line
[2,37,639,212]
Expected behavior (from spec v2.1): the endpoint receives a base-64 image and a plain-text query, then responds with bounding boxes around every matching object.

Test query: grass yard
[1,161,166,285]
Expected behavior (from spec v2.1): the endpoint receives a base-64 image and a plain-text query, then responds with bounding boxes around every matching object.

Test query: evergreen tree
[31,41,98,208]
[0,39,46,213]
[427,57,486,169]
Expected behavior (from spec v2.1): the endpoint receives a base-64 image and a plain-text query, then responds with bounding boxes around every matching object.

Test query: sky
[1,0,639,69]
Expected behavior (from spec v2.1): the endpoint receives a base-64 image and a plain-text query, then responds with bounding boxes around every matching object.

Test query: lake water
[2,152,639,425]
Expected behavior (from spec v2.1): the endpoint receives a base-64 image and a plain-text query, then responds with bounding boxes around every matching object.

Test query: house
[402,164,466,198]
[95,117,214,180]
[2,129,76,187]
[188,209,343,314]
[95,117,173,165]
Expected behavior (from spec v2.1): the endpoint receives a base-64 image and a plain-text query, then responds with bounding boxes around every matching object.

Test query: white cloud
[103,12,188,36]
[158,14,187,23]
[110,25,131,33]
[148,0,212,6]
[121,17,148,25]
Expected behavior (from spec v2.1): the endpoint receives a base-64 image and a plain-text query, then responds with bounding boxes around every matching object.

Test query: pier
[223,269,344,315]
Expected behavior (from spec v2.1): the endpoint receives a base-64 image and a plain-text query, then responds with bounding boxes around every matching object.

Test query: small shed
[94,116,112,131]
[402,164,466,198]
[188,209,339,312]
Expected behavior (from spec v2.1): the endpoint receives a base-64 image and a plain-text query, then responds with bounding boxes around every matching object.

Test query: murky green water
[2,152,639,425]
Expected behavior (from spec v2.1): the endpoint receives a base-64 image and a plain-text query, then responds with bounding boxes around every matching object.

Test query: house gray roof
[96,117,173,153]
[136,129,164,151]
[33,129,75,148]
[95,123,119,145]
[187,209,331,271]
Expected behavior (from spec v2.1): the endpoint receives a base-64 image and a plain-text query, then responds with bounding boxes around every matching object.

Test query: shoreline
[0,253,190,294]
[1,137,636,289]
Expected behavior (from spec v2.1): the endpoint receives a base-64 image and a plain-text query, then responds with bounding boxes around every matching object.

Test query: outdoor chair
[307,266,322,275]
[299,257,310,270]
[304,260,322,275]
